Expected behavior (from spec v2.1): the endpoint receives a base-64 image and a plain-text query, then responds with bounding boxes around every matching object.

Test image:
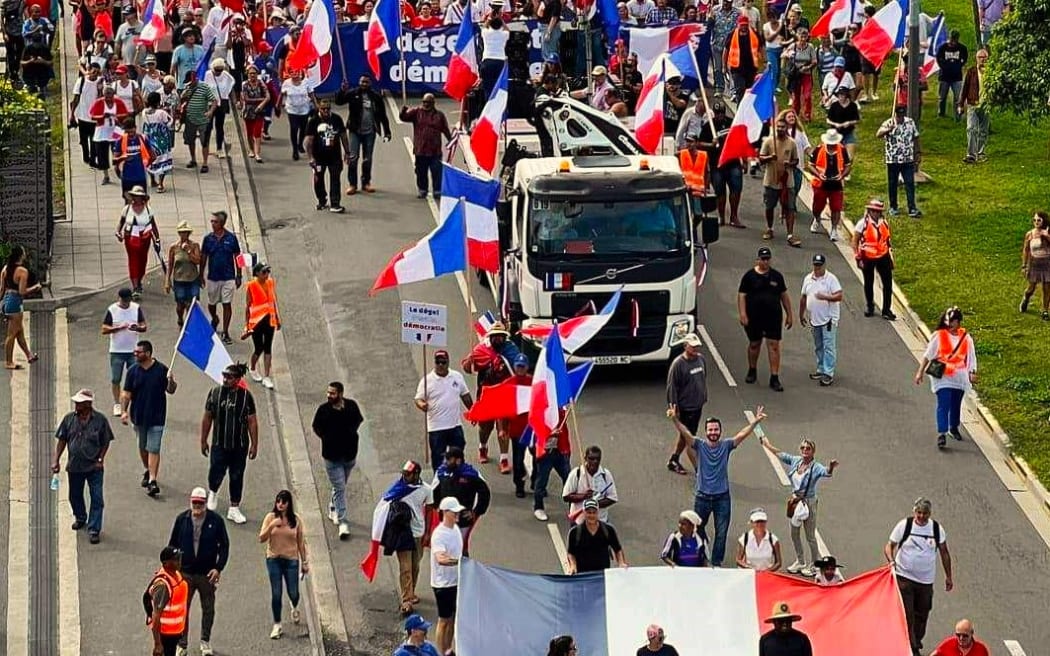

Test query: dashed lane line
[1004,640,1028,656]
[547,522,571,574]
[698,324,737,387]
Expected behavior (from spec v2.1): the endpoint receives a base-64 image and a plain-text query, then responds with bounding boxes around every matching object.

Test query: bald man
[929,619,989,656]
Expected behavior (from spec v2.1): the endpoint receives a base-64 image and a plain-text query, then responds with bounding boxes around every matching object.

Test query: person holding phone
[101,287,147,418]
[258,489,309,640]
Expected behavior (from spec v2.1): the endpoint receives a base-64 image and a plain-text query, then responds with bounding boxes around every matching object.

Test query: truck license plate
[592,355,632,365]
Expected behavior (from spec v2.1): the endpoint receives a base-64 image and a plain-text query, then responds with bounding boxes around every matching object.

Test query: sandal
[156,186,166,193]
[27,353,38,364]
[4,364,24,370]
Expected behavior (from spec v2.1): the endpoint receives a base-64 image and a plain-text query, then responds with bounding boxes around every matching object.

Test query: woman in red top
[411,1,443,28]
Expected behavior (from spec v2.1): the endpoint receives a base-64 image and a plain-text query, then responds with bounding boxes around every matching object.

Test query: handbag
[925,331,965,379]
[785,463,816,519]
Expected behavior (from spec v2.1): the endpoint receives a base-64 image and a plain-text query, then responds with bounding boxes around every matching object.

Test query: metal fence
[0,108,53,278]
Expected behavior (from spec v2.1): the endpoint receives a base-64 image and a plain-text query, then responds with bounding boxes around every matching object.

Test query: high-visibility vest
[246,277,280,331]
[119,133,151,168]
[148,569,188,636]
[859,217,891,260]
[678,149,708,196]
[812,144,844,184]
[726,28,761,69]
[936,328,970,376]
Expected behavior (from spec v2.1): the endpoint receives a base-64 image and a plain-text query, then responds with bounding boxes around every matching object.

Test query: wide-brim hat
[765,601,802,623]
[821,129,843,146]
[127,185,149,198]
[486,322,510,337]
[865,198,886,211]
[176,220,193,233]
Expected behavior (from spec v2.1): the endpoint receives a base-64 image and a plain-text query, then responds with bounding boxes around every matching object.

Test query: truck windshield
[528,195,690,258]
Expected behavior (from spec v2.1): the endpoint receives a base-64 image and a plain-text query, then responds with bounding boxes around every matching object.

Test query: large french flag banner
[852,0,909,69]
[469,64,509,176]
[439,165,501,273]
[623,25,703,84]
[175,301,235,384]
[360,476,423,582]
[463,378,531,422]
[921,12,947,78]
[457,560,910,656]
[718,69,776,167]
[520,288,622,354]
[529,325,572,441]
[370,198,467,294]
[444,1,479,101]
[366,0,402,79]
[809,0,865,39]
[634,58,666,156]
[285,0,335,71]
[136,0,167,45]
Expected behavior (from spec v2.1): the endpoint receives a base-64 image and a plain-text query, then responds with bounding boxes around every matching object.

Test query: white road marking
[386,94,405,125]
[547,522,571,574]
[6,314,30,656]
[1004,640,1028,656]
[54,308,81,656]
[698,324,737,387]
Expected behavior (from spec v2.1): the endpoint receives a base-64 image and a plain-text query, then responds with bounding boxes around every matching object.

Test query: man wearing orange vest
[148,546,189,656]
[723,15,763,103]
[850,198,896,320]
[807,129,852,242]
[243,262,281,389]
[678,134,709,221]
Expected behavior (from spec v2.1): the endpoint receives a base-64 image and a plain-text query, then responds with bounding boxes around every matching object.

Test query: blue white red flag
[474,310,496,342]
[370,199,467,294]
[851,0,909,69]
[439,165,501,272]
[518,361,594,447]
[634,58,665,155]
[136,0,167,46]
[922,13,947,78]
[195,41,216,82]
[469,64,509,175]
[176,301,237,385]
[285,0,335,71]
[366,0,402,79]
[810,0,865,39]
[718,69,775,167]
[528,325,572,442]
[445,1,479,101]
[519,288,623,354]
[361,476,422,581]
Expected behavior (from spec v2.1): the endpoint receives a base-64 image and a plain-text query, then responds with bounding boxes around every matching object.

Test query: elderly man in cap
[799,253,843,386]
[53,389,115,544]
[394,614,442,656]
[168,487,229,656]
[639,624,680,656]
[165,220,202,326]
[400,94,452,200]
[461,322,520,467]
[200,363,258,524]
[807,129,851,240]
[665,331,708,475]
[760,602,812,656]
[431,496,465,654]
[820,56,855,108]
[415,349,474,472]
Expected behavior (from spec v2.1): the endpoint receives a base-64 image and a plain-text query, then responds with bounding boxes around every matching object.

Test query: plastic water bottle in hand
[50,473,60,491]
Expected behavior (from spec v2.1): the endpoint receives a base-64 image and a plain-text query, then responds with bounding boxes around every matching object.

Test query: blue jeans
[69,469,105,534]
[935,387,965,433]
[811,322,837,377]
[693,491,732,566]
[414,155,443,196]
[766,46,782,89]
[348,131,377,187]
[428,426,466,472]
[324,458,356,523]
[533,450,571,511]
[886,162,917,212]
[541,24,562,60]
[265,557,300,623]
[711,46,726,91]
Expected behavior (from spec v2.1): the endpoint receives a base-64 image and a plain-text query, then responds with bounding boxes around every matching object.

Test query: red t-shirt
[931,637,990,656]
[412,15,443,28]
[505,374,532,438]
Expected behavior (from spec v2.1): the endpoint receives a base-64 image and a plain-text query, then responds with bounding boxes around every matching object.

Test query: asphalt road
[247,96,1050,654]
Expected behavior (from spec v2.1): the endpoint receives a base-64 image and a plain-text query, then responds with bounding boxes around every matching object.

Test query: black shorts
[861,58,881,75]
[434,585,458,619]
[251,315,275,355]
[744,314,782,342]
[678,407,703,435]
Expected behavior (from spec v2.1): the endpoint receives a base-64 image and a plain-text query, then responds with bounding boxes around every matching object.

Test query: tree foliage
[0,79,47,153]
[984,0,1050,122]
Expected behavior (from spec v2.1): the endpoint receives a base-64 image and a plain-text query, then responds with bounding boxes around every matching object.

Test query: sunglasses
[191,500,206,506]
[435,359,449,364]
[955,633,972,639]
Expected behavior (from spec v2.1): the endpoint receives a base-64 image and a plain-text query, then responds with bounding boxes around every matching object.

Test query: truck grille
[551,291,669,356]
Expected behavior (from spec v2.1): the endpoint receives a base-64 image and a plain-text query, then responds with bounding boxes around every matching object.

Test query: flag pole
[659,57,667,156]
[422,342,430,467]
[168,297,195,373]
[569,400,584,465]
[689,42,719,147]
[334,19,348,84]
[460,196,476,339]
[398,3,407,106]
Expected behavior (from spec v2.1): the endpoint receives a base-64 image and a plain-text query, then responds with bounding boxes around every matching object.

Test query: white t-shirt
[415,369,469,431]
[204,70,236,101]
[105,302,144,353]
[281,79,315,115]
[821,70,856,104]
[481,27,509,60]
[73,76,102,123]
[562,465,618,524]
[430,522,463,588]
[140,72,165,97]
[738,529,778,571]
[115,79,139,113]
[889,518,946,585]
[403,484,434,538]
[814,569,845,586]
[922,331,976,393]
[627,0,655,20]
[800,271,842,326]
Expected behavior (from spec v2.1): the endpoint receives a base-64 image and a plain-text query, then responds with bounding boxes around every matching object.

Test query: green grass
[46,30,66,217]
[795,0,1050,481]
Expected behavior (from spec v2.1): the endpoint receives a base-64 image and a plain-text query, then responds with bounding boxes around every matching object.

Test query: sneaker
[908,208,923,218]
[176,647,189,656]
[316,202,327,211]
[1042,311,1050,321]
[744,368,757,384]
[221,333,233,345]
[72,520,86,530]
[871,93,880,101]
[339,522,350,540]
[962,155,975,164]
[786,560,804,574]
[478,446,490,464]
[888,208,900,217]
[89,532,101,544]
[800,565,816,577]
[147,480,160,497]
[417,191,428,199]
[937,433,947,449]
[787,234,802,248]
[819,375,834,387]
[864,307,875,317]
[207,490,218,511]
[329,506,339,525]
[186,161,197,169]
[761,228,774,240]
[829,230,840,242]
[533,508,549,521]
[292,606,301,624]
[227,506,247,524]
[346,185,358,195]
[499,459,511,474]
[515,487,526,498]
[666,456,687,475]
[949,428,963,441]
[329,206,346,214]
[976,154,988,163]
[1020,296,1030,313]
[882,310,897,321]
[200,642,214,656]
[141,470,150,487]
[809,219,821,234]
[270,623,283,639]
[808,372,824,380]
[770,376,784,392]
[113,403,122,417]
[262,377,275,389]
[250,368,263,382]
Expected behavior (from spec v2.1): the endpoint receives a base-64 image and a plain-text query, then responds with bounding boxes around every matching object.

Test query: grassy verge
[46,30,66,217]
[794,0,1050,481]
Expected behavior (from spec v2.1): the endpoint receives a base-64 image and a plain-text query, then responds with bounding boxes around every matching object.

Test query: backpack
[380,499,414,555]
[142,573,170,624]
[900,517,940,545]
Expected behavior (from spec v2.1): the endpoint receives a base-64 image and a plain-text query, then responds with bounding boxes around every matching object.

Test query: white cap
[71,389,94,403]
[684,333,702,347]
[190,487,208,501]
[439,497,466,513]
[749,508,768,522]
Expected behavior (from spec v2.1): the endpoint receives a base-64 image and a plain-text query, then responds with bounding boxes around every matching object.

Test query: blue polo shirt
[201,230,241,282]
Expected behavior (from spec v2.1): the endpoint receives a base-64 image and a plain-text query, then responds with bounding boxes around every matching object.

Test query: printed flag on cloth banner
[634,58,666,155]
[718,69,776,167]
[445,1,479,101]
[622,25,703,84]
[528,325,572,442]
[175,301,242,386]
[370,199,467,294]
[520,288,622,354]
[360,476,423,582]
[136,0,167,45]
[809,0,865,39]
[366,0,402,78]
[851,0,909,69]
[455,560,910,656]
[285,0,335,71]
[439,165,502,273]
[921,12,947,78]
[469,64,509,175]
[517,361,594,448]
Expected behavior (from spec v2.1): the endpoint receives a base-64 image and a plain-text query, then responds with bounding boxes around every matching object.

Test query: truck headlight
[668,319,692,347]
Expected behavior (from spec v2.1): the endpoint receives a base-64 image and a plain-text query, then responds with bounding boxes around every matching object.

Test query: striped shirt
[205,385,256,450]
[180,82,216,127]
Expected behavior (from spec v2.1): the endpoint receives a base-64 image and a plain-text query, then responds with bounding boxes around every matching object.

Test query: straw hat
[764,601,802,623]
[176,220,193,233]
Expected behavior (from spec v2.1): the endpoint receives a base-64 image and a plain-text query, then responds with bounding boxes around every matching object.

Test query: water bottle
[50,473,60,491]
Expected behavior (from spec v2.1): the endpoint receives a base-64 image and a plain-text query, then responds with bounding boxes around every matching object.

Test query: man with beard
[311,381,365,540]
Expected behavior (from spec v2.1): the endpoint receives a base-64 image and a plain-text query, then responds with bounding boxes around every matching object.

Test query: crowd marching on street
[0,0,1031,652]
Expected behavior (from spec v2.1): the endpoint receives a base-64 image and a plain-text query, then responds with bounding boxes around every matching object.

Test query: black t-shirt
[567,521,622,573]
[123,360,170,427]
[809,145,851,192]
[758,628,813,656]
[700,115,739,170]
[541,0,562,22]
[936,42,968,83]
[738,267,787,317]
[827,100,860,137]
[637,645,681,656]
[306,112,347,163]
[205,385,257,450]
[663,91,690,135]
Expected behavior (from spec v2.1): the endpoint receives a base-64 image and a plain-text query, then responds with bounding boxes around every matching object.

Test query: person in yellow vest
[678,134,710,222]
[914,307,977,449]
[148,546,189,656]
[806,129,852,241]
[723,15,763,103]
[243,262,281,389]
[850,199,896,320]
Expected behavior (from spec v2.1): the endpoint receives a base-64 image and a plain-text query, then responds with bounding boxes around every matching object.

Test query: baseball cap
[190,487,208,501]
[736,14,749,23]
[434,349,450,361]
[583,498,599,510]
[439,497,466,513]
[757,247,772,259]
[122,5,135,14]
[71,388,94,403]
[160,546,181,562]
[145,54,157,63]
[513,353,529,368]
[404,614,432,632]
[118,287,133,299]
[591,65,608,76]
[445,445,465,459]
[252,262,271,275]
[683,333,701,347]
[833,56,846,67]
[750,508,769,522]
[812,254,826,266]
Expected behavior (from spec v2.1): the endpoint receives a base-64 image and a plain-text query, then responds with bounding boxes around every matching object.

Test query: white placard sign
[401,301,448,347]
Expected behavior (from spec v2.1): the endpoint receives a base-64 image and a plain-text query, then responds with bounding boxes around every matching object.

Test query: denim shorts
[136,425,165,454]
[712,166,744,195]
[110,352,135,385]
[172,280,200,304]
[1,291,23,315]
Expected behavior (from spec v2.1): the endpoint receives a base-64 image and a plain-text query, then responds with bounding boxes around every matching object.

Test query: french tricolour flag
[439,165,501,273]
[469,64,508,175]
[176,301,236,384]
[622,25,702,85]
[444,0,479,101]
[718,69,776,167]
[474,310,497,342]
[634,58,665,156]
[370,199,467,294]
[520,288,622,355]
[528,324,572,442]
[285,0,335,71]
[852,0,909,70]
[360,476,422,582]
[463,378,531,422]
[366,0,402,79]
[809,0,865,39]
[136,0,167,46]
[922,12,947,78]
[666,41,702,83]
[518,361,594,448]
[234,252,259,271]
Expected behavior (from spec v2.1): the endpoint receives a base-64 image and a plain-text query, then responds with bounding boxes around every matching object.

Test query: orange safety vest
[678,149,708,196]
[119,133,151,168]
[726,28,761,69]
[812,144,844,185]
[859,217,891,260]
[148,569,188,636]
[246,277,280,331]
[935,328,970,376]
